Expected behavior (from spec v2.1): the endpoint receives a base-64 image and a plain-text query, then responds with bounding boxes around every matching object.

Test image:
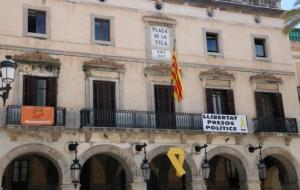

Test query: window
[28,9,46,34]
[91,15,114,45]
[23,76,57,107]
[95,18,110,41]
[255,92,284,118]
[254,38,267,58]
[24,6,49,38]
[206,33,219,53]
[206,89,235,115]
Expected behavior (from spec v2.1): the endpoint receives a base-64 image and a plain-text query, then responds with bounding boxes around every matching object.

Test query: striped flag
[171,46,183,102]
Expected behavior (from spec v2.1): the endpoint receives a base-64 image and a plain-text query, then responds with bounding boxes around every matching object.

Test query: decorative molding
[13,51,60,73]
[143,13,177,25]
[144,63,172,76]
[83,57,125,77]
[250,72,282,83]
[200,68,235,81]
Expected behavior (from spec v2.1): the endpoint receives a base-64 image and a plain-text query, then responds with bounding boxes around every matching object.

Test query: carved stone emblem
[83,57,125,75]
[144,63,172,76]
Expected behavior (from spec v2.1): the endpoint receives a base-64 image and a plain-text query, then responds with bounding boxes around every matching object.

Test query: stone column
[60,184,77,190]
[241,180,261,190]
[127,181,147,190]
[190,180,207,190]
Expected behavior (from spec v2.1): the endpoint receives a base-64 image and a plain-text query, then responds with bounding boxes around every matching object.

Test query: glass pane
[13,161,19,182]
[37,89,46,106]
[255,39,266,57]
[28,10,46,34]
[95,19,110,41]
[37,79,46,89]
[206,33,219,53]
[21,161,28,182]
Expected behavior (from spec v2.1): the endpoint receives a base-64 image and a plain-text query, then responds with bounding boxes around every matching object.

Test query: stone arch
[147,145,199,181]
[78,144,138,183]
[204,146,250,183]
[257,147,300,189]
[0,143,70,185]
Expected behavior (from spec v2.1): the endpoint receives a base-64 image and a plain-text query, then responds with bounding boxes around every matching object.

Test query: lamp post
[248,145,267,181]
[0,55,17,106]
[195,144,211,181]
[69,142,82,189]
[136,143,151,182]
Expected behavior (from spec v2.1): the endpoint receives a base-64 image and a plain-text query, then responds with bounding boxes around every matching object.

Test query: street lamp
[0,55,18,106]
[248,145,267,181]
[195,144,211,181]
[136,143,151,182]
[69,142,82,189]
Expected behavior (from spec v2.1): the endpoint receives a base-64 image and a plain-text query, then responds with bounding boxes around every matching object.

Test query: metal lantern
[70,158,81,189]
[141,159,151,181]
[201,159,211,181]
[257,160,267,181]
[0,55,17,85]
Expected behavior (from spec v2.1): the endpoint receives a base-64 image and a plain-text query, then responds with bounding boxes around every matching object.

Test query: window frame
[203,29,223,57]
[23,5,50,39]
[251,35,271,61]
[91,14,115,46]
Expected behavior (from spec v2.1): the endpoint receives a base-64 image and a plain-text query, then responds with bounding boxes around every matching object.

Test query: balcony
[80,109,203,130]
[211,0,279,8]
[6,105,66,126]
[253,117,298,133]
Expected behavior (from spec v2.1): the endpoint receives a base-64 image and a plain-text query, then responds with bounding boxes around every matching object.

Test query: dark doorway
[154,85,176,129]
[80,155,126,190]
[206,89,235,115]
[207,156,240,190]
[93,81,116,127]
[2,154,59,190]
[148,154,186,190]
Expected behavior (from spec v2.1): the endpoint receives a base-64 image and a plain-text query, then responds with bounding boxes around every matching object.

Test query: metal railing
[6,105,66,126]
[290,29,300,42]
[212,0,279,8]
[253,117,298,133]
[80,109,203,130]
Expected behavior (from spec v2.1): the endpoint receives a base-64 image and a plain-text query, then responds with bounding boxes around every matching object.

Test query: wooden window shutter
[47,77,57,107]
[274,93,285,118]
[227,90,235,115]
[23,75,36,105]
[206,89,213,113]
[255,92,264,117]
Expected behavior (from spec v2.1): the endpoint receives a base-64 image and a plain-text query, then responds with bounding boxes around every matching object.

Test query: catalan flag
[171,46,183,102]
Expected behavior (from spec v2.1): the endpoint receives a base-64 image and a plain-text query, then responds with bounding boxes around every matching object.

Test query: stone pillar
[190,180,207,190]
[241,180,261,190]
[60,184,77,190]
[127,181,147,190]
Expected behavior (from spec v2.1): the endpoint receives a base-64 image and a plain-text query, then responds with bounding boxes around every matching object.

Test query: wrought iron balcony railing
[253,117,298,133]
[6,105,66,126]
[80,109,203,130]
[212,0,279,9]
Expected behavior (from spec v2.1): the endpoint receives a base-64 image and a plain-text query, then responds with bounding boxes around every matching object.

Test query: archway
[261,155,299,190]
[205,147,249,190]
[80,154,126,190]
[1,154,59,190]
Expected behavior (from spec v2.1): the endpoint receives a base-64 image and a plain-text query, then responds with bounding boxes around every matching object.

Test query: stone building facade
[0,0,299,190]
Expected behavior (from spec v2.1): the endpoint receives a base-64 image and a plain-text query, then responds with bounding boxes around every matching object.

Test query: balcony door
[93,81,116,127]
[255,92,284,118]
[23,76,57,107]
[154,85,176,129]
[206,89,235,115]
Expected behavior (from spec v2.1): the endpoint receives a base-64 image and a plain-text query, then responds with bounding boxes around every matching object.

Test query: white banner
[202,114,248,133]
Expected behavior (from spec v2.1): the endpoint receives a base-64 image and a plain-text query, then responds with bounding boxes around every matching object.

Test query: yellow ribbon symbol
[240,117,245,129]
[167,148,186,177]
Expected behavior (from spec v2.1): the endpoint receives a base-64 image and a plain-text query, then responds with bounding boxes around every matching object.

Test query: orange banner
[21,106,54,126]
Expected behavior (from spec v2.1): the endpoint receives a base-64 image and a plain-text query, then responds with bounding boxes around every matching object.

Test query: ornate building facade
[0,0,299,190]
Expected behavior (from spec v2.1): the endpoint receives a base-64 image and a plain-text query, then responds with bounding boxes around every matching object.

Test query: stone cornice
[13,51,61,73]
[163,0,283,18]
[144,63,172,76]
[143,13,177,25]
[200,68,235,81]
[250,72,282,83]
[83,58,125,73]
